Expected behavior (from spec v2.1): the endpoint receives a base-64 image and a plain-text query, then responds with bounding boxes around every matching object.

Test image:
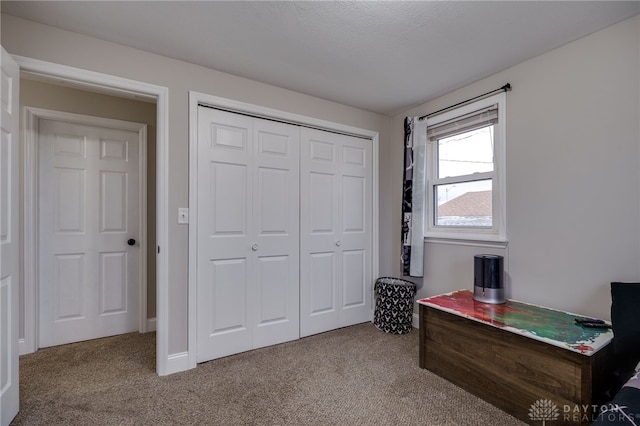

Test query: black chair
[592,282,640,425]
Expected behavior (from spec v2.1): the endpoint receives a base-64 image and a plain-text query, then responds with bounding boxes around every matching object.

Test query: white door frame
[188,91,380,369]
[23,107,147,352]
[12,55,174,375]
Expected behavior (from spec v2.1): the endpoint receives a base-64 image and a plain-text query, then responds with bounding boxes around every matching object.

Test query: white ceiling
[2,1,639,116]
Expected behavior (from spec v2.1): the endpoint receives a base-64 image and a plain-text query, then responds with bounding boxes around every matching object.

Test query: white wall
[1,14,394,358]
[394,15,640,320]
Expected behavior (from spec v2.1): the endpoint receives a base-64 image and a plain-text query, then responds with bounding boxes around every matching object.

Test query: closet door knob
[127,239,136,246]
[335,241,341,247]
[251,244,259,251]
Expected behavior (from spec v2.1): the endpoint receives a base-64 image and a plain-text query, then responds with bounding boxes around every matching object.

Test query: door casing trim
[13,55,174,375]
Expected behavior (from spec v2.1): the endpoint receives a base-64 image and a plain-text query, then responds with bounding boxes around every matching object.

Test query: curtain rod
[419,83,512,121]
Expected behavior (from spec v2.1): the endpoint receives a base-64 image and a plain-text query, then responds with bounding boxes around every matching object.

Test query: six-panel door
[1,46,20,426]
[196,108,300,362]
[300,128,372,337]
[38,119,140,348]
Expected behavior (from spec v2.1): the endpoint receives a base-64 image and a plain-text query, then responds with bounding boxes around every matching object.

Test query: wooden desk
[418,290,615,425]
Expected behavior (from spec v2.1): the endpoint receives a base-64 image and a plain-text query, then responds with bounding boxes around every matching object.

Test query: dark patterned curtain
[401,116,427,277]
[401,118,414,276]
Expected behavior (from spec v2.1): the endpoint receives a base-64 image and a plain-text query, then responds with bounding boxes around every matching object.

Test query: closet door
[196,107,299,363]
[251,120,300,350]
[197,109,253,361]
[300,128,372,337]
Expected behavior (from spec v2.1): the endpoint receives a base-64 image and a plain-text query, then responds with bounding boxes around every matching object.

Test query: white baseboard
[413,313,419,329]
[146,317,157,332]
[18,338,29,356]
[161,351,192,376]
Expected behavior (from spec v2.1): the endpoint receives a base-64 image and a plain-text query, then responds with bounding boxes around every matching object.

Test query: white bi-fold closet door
[196,106,372,363]
[196,108,300,362]
[299,128,372,337]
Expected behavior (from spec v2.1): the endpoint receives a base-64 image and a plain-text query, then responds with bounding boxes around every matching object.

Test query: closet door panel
[300,128,342,337]
[256,255,288,321]
[309,251,337,315]
[301,129,372,336]
[208,258,248,333]
[251,119,299,349]
[342,175,365,233]
[210,162,248,240]
[338,136,372,325]
[197,108,253,362]
[257,168,289,234]
[342,249,366,307]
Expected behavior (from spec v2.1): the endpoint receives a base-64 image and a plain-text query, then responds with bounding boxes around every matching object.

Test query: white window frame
[425,92,506,242]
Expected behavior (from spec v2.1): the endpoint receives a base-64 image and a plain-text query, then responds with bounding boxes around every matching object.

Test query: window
[426,92,506,241]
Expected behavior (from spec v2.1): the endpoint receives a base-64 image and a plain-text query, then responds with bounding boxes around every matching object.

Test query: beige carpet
[13,323,525,425]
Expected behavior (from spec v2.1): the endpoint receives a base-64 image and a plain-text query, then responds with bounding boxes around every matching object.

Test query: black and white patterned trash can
[373,277,416,334]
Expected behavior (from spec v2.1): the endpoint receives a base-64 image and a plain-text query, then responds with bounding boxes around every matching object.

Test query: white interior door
[38,118,140,348]
[300,128,372,337]
[0,46,20,426]
[196,107,299,362]
[196,109,253,361]
[251,119,300,349]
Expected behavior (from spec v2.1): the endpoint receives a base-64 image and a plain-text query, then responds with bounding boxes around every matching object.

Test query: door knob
[335,241,341,247]
[127,239,136,246]
[251,244,259,251]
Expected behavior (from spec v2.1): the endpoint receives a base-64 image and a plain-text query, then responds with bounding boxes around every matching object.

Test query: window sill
[424,235,508,248]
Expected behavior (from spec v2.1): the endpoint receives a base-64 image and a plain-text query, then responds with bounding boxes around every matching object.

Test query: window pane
[438,125,494,179]
[435,180,492,227]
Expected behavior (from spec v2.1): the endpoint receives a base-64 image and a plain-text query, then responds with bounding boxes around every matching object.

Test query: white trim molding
[146,317,157,333]
[425,237,509,249]
[425,92,507,242]
[165,352,191,376]
[413,313,420,329]
[13,55,173,375]
[188,91,380,369]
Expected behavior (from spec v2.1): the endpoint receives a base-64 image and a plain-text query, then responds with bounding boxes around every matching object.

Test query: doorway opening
[14,56,171,375]
[25,100,152,349]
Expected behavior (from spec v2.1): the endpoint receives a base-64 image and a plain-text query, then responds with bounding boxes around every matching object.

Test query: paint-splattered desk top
[418,290,613,356]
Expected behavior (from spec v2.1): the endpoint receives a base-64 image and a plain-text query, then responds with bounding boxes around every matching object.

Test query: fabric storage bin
[373,277,416,334]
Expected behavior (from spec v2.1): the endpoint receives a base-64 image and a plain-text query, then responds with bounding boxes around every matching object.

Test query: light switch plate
[178,208,189,224]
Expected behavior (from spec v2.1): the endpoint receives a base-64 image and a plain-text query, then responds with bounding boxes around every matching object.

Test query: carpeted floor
[13,323,526,425]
